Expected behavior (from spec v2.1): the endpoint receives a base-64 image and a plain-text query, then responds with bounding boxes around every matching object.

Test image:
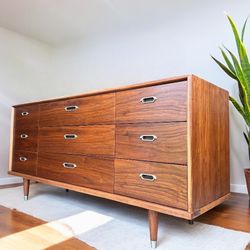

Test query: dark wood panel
[14,127,38,152]
[39,93,115,126]
[12,151,37,176]
[14,105,39,128]
[116,82,187,123]
[116,123,187,164]
[114,159,188,210]
[37,153,114,193]
[189,75,230,211]
[38,125,115,156]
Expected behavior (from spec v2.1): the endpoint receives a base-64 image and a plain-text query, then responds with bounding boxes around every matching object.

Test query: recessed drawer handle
[65,106,79,112]
[140,96,157,104]
[19,157,27,162]
[63,162,77,169]
[140,135,157,142]
[139,173,157,182]
[64,134,78,139]
[20,134,29,139]
[21,111,29,116]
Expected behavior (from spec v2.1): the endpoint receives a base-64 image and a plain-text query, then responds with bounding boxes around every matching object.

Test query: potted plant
[212,14,250,195]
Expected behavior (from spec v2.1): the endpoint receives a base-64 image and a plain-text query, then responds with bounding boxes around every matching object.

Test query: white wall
[0,27,54,184]
[52,0,250,193]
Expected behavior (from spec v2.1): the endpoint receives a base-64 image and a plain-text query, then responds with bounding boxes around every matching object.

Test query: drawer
[14,105,39,128]
[39,93,115,127]
[114,159,188,209]
[12,151,37,176]
[116,82,187,123]
[116,123,187,164]
[38,125,115,156]
[14,127,38,152]
[37,153,114,193]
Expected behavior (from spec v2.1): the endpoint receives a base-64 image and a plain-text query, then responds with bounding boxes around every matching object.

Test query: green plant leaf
[227,15,250,92]
[241,17,249,42]
[220,47,236,75]
[211,55,237,79]
[243,132,249,145]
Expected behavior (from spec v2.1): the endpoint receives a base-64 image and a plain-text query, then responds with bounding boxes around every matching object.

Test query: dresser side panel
[190,75,230,211]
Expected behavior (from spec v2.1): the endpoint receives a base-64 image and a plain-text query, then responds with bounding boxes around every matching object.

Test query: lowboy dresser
[9,75,230,248]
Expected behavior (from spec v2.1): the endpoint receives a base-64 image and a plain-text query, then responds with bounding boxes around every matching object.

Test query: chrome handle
[140,135,157,142]
[63,162,77,169]
[139,173,157,182]
[19,157,27,162]
[21,111,29,116]
[20,134,29,139]
[65,106,79,112]
[140,96,157,104]
[64,134,78,139]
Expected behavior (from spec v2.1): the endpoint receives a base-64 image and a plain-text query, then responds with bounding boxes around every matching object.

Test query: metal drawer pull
[64,134,78,139]
[19,157,27,162]
[140,96,157,104]
[139,173,157,182]
[63,163,77,169]
[65,106,79,112]
[140,135,157,142]
[20,134,29,139]
[21,111,29,116]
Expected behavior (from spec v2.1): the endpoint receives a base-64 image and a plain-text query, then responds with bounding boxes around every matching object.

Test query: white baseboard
[230,184,248,194]
[0,176,23,185]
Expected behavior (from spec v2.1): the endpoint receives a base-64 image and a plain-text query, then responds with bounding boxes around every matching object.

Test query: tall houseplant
[212,15,250,195]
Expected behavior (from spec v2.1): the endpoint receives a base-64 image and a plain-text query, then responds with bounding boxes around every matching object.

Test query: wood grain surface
[14,105,39,128]
[114,159,188,210]
[39,93,115,126]
[38,125,115,157]
[12,151,37,176]
[116,82,187,123]
[188,75,230,211]
[116,122,187,164]
[37,153,114,193]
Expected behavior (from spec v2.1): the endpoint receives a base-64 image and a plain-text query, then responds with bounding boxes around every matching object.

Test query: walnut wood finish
[14,105,39,128]
[12,151,37,176]
[23,178,30,198]
[37,153,114,193]
[39,93,115,127]
[38,125,115,157]
[148,210,158,243]
[116,81,187,123]
[114,159,188,210]
[188,76,230,212]
[14,127,38,152]
[116,122,187,164]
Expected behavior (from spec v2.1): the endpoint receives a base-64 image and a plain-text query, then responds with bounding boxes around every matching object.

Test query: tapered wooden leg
[23,178,30,201]
[148,210,158,248]
[188,220,194,225]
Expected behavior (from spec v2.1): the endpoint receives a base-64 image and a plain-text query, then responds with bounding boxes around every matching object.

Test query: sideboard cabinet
[9,75,230,248]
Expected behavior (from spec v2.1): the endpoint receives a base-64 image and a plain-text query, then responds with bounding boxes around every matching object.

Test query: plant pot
[244,168,250,195]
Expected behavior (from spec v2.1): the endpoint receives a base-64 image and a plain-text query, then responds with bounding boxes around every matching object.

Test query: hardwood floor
[0,204,94,250]
[0,185,249,249]
[198,193,250,250]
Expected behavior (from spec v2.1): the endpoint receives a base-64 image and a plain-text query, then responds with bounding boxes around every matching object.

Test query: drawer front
[114,159,188,209]
[14,127,38,152]
[116,82,187,123]
[116,123,187,164]
[15,105,39,128]
[39,93,115,127]
[37,153,114,193]
[38,125,115,156]
[12,151,37,176]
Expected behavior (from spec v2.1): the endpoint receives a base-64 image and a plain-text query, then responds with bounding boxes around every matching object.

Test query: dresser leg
[148,210,158,248]
[23,178,30,201]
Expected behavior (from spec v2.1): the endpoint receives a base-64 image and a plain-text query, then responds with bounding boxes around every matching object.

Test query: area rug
[0,184,249,250]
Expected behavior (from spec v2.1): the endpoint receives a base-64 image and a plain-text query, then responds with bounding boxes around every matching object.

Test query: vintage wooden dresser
[9,75,230,248]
